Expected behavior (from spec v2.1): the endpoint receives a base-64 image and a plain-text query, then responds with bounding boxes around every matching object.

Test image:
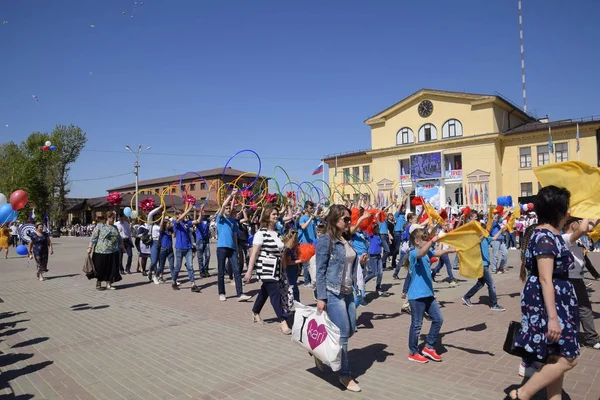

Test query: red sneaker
[408,353,429,363]
[422,347,442,362]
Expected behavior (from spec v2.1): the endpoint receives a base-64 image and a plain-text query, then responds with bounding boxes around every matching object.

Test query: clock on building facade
[418,100,433,118]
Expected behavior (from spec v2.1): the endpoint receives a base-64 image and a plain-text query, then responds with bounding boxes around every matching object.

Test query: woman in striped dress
[244,206,290,334]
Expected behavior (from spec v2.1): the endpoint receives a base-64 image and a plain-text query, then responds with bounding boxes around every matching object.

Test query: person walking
[115,214,133,274]
[0,224,10,259]
[299,201,318,288]
[171,203,201,292]
[28,222,53,281]
[87,212,124,290]
[193,206,211,278]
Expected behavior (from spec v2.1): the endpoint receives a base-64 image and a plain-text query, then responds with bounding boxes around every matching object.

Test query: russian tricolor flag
[312,161,324,176]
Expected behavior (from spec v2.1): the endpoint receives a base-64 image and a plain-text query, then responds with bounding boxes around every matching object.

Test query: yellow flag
[589,224,600,242]
[437,221,489,251]
[506,206,521,234]
[534,161,600,219]
[423,202,445,226]
[458,246,485,279]
[486,205,495,232]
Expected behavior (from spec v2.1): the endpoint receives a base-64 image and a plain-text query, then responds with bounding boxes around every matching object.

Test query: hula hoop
[178,171,210,209]
[222,150,261,191]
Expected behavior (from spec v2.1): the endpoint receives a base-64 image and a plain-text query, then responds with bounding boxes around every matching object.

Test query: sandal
[505,389,520,400]
[280,326,292,335]
[252,313,265,324]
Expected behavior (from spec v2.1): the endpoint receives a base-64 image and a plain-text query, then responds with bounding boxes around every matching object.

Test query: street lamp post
[125,144,151,213]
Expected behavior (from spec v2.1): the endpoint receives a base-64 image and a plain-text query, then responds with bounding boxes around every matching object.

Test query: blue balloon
[49,145,57,151]
[123,207,132,217]
[0,203,14,224]
[16,245,28,256]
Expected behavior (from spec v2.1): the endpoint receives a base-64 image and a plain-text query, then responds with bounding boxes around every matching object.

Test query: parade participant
[145,205,164,281]
[156,214,174,284]
[115,214,133,274]
[431,224,459,287]
[350,210,372,307]
[244,206,290,334]
[299,201,318,288]
[315,204,361,392]
[9,222,18,247]
[193,206,211,278]
[377,207,392,270]
[216,189,251,302]
[171,204,201,293]
[406,227,455,363]
[283,229,301,303]
[490,208,509,274]
[87,212,124,290]
[28,222,53,281]
[365,223,385,296]
[391,204,407,268]
[0,224,9,259]
[509,186,579,400]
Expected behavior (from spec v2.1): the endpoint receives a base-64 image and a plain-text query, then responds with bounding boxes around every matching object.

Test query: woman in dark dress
[509,186,579,400]
[87,211,124,290]
[28,222,53,281]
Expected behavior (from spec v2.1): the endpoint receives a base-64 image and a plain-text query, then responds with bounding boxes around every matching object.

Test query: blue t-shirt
[401,223,412,242]
[394,213,407,232]
[160,228,173,248]
[408,248,435,300]
[480,236,493,266]
[369,234,383,255]
[298,215,317,244]
[351,231,369,256]
[490,221,501,237]
[196,221,210,240]
[378,221,389,235]
[216,215,238,249]
[174,222,192,250]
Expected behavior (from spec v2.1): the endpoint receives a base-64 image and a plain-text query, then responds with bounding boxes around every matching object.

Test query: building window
[352,167,360,182]
[418,124,437,142]
[537,145,550,166]
[200,182,207,191]
[396,127,415,145]
[154,188,159,195]
[190,183,196,191]
[343,168,350,183]
[171,187,176,194]
[399,159,410,176]
[441,119,463,138]
[555,142,568,162]
[521,182,533,197]
[362,166,370,182]
[519,147,532,168]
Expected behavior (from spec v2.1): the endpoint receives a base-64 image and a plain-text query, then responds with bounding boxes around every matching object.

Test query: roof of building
[503,116,600,135]
[65,193,220,212]
[106,167,262,192]
[364,88,536,126]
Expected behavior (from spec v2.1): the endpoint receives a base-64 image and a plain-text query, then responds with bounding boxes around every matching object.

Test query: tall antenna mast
[518,0,527,113]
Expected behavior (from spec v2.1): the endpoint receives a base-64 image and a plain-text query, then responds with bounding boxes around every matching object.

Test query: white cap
[409,224,424,234]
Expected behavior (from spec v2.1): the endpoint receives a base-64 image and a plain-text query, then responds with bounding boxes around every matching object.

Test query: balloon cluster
[521,203,534,212]
[0,190,28,225]
[123,207,138,219]
[106,192,124,206]
[139,197,156,213]
[42,140,57,152]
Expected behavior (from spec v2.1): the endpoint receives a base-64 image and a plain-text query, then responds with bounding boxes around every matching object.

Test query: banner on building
[415,180,441,209]
[410,152,442,180]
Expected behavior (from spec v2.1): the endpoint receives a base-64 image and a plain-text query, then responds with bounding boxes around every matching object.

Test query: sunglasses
[343,217,352,223]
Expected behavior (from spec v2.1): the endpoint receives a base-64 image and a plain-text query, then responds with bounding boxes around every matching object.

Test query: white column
[439,179,446,208]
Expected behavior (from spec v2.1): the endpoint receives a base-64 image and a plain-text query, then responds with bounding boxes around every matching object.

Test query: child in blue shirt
[365,225,385,295]
[406,226,455,364]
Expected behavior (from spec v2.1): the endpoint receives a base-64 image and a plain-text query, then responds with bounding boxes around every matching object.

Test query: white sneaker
[152,276,160,285]
[230,281,236,286]
[237,294,252,302]
[219,294,227,301]
[592,342,600,350]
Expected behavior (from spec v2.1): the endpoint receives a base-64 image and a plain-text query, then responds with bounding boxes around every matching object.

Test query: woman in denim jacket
[315,204,364,393]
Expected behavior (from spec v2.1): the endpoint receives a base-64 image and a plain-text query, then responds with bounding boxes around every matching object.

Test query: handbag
[503,321,547,363]
[82,254,97,280]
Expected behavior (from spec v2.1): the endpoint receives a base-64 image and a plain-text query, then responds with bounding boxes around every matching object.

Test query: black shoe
[147,272,153,282]
[172,283,180,291]
[191,285,201,293]
[393,275,399,280]
[142,271,147,276]
[126,271,132,275]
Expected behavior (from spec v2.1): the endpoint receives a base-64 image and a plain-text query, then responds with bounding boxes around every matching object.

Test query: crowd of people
[3,187,599,397]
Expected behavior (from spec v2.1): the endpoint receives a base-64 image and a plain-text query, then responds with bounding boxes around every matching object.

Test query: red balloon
[10,190,28,211]
[528,203,534,211]
[42,145,49,152]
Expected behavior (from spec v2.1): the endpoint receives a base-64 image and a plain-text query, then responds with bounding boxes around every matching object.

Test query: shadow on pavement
[114,281,151,290]
[0,328,27,337]
[0,320,30,330]
[356,312,401,329]
[420,322,493,356]
[0,312,27,320]
[11,337,49,348]
[44,274,80,280]
[0,353,34,368]
[0,360,54,397]
[503,379,573,400]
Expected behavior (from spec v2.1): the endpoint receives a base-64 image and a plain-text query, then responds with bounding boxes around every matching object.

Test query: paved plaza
[0,237,598,400]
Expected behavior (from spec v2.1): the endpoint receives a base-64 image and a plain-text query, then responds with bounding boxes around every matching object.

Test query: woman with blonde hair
[244,206,290,334]
[87,211,125,290]
[315,204,361,392]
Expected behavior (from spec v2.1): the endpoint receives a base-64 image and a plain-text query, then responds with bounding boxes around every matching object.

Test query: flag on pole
[312,161,324,176]
[548,126,554,153]
[29,208,35,222]
[576,123,580,153]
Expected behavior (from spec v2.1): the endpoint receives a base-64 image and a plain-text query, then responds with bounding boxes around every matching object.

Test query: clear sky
[1,0,599,197]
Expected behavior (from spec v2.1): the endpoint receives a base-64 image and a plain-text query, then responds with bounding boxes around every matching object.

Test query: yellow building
[323,89,600,209]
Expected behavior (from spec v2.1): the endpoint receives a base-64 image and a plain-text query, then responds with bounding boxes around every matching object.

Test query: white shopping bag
[291,301,342,371]
[308,255,317,283]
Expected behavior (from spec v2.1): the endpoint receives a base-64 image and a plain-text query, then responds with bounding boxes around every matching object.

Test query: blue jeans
[217,247,242,296]
[391,231,403,268]
[432,253,454,281]
[287,264,300,302]
[120,239,133,272]
[365,255,383,291]
[402,272,412,294]
[408,296,444,355]
[464,266,498,307]
[326,291,356,377]
[173,248,195,284]
[507,232,516,249]
[490,240,508,272]
[158,247,174,276]
[380,234,390,269]
[148,240,160,273]
[394,250,407,277]
[195,239,210,272]
[453,254,459,270]
[302,261,311,284]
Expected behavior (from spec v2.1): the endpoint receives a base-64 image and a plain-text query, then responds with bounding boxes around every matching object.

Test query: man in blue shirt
[392,205,407,269]
[378,209,392,270]
[193,206,211,278]
[298,201,318,287]
[216,189,252,302]
[172,203,201,293]
[489,209,508,274]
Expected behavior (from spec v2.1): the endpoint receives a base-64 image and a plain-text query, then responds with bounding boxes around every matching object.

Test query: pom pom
[351,208,360,226]
[358,211,375,233]
[462,206,472,216]
[240,189,253,199]
[139,197,156,212]
[248,201,258,211]
[439,209,448,220]
[419,213,428,224]
[286,191,296,200]
[411,196,424,206]
[265,193,278,203]
[106,192,123,206]
[493,205,504,215]
[377,210,386,223]
[185,194,196,205]
[298,243,316,263]
[430,257,438,264]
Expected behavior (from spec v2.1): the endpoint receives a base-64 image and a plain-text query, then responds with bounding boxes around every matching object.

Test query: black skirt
[92,251,122,283]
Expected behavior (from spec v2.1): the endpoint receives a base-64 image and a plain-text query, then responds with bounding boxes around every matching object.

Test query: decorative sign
[410,152,442,180]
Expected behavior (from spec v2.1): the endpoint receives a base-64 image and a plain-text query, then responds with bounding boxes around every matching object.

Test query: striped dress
[253,228,284,281]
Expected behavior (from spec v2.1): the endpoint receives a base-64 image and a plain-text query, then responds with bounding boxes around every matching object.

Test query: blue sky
[1,0,599,197]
